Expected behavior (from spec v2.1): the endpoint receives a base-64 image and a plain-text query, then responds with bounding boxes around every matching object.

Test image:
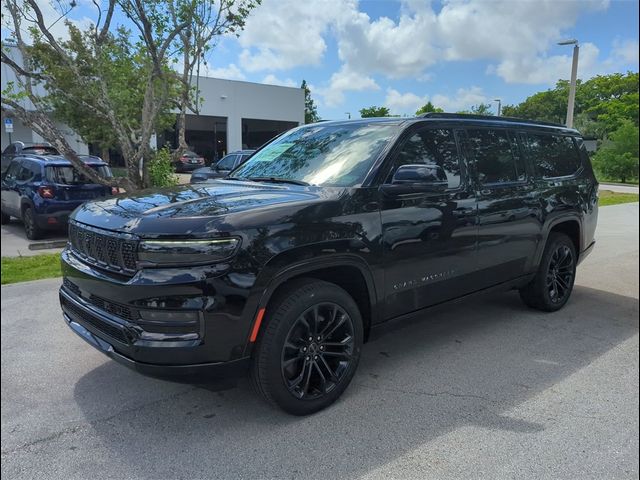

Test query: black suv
[59,114,598,415]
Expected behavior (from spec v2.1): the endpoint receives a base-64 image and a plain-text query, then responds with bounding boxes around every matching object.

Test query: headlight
[138,238,240,266]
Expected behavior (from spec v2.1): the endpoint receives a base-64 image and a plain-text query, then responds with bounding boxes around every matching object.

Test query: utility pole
[558,39,580,128]
[494,99,502,116]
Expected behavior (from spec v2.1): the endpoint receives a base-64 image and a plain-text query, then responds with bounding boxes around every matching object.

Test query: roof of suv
[15,154,108,166]
[307,113,579,134]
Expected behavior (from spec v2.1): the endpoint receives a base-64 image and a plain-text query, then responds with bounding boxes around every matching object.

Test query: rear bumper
[61,288,250,379]
[175,163,204,172]
[34,209,72,229]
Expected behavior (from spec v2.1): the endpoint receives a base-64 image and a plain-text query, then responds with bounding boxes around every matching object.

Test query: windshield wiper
[246,177,310,186]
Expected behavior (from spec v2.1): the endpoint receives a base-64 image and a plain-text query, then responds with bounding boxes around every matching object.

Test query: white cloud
[431,86,490,112]
[238,0,348,71]
[493,42,601,84]
[384,88,429,115]
[610,38,640,67]
[261,74,298,87]
[202,63,246,81]
[316,66,379,107]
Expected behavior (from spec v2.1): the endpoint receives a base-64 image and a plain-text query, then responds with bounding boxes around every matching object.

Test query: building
[1,46,304,164]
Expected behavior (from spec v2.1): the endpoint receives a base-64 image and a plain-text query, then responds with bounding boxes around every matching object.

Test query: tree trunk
[101,146,111,164]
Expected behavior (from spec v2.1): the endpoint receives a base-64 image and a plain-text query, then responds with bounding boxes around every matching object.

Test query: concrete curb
[28,240,67,251]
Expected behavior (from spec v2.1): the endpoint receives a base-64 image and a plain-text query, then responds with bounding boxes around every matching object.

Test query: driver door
[380,126,478,319]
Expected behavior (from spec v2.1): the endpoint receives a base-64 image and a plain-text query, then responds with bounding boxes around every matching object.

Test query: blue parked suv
[1,154,115,239]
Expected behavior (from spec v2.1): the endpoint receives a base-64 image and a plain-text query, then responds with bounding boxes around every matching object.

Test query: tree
[1,0,258,191]
[415,101,443,116]
[359,106,390,118]
[592,120,639,183]
[470,103,494,116]
[172,1,260,156]
[301,80,319,124]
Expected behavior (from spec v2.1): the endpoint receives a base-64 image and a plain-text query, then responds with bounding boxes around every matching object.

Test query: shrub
[148,147,179,187]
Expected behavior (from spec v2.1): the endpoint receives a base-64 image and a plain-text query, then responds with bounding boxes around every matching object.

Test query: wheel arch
[245,255,379,354]
[534,214,583,267]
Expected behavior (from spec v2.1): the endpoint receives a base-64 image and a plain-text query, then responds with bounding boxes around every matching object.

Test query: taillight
[38,186,55,199]
[198,157,205,163]
[111,186,120,195]
[180,156,189,163]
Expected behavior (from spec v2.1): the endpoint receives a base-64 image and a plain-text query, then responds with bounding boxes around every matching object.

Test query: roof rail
[417,112,567,128]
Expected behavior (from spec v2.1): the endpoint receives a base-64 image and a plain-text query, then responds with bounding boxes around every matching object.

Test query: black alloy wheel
[22,207,42,240]
[250,278,363,415]
[281,302,355,400]
[519,232,577,312]
[546,244,575,305]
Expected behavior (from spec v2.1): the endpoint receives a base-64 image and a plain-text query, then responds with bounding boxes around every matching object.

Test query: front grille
[61,295,129,344]
[69,222,138,274]
[88,294,138,321]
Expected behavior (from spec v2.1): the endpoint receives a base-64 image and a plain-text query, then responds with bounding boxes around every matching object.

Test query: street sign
[4,118,13,133]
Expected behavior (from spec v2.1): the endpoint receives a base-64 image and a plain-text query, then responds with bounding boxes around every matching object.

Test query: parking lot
[1,202,638,480]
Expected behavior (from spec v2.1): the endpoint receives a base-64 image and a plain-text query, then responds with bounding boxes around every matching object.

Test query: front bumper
[61,287,250,379]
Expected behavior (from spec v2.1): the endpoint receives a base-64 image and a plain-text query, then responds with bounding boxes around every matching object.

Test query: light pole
[493,98,501,116]
[558,39,579,128]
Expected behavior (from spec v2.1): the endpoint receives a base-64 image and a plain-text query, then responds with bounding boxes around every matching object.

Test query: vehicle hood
[70,179,334,236]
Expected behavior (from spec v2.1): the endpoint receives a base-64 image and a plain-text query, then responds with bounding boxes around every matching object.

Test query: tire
[519,232,577,312]
[250,278,364,415]
[0,210,9,225]
[22,207,43,240]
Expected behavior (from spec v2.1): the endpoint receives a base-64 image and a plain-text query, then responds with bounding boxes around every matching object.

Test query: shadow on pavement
[72,285,638,478]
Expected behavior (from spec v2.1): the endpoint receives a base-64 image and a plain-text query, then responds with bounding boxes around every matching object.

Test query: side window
[16,166,34,182]
[387,128,462,189]
[217,155,237,170]
[466,129,525,185]
[526,133,582,178]
[3,145,16,155]
[3,161,21,180]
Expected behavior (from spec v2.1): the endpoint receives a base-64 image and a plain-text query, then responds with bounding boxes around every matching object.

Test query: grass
[1,253,62,285]
[599,190,640,207]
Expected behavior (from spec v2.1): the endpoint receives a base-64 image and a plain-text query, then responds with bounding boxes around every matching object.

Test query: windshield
[46,165,112,185]
[231,123,398,186]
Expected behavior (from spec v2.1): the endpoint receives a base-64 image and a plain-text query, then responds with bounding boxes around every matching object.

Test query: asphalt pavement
[1,203,638,480]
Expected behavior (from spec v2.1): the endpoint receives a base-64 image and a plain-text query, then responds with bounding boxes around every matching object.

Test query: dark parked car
[1,155,115,239]
[190,150,255,183]
[1,141,60,174]
[59,114,598,415]
[173,150,205,173]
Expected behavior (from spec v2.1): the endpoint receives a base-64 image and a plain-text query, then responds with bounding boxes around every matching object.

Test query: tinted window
[387,128,461,188]
[3,145,16,155]
[46,165,112,184]
[3,161,21,180]
[526,134,581,178]
[216,155,237,170]
[466,129,525,185]
[16,166,34,181]
[233,123,397,187]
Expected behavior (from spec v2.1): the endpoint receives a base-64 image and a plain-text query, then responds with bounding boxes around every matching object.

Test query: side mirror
[382,164,449,195]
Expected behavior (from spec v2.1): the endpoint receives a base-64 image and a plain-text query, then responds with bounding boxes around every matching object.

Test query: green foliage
[592,120,639,183]
[1,254,61,284]
[501,72,639,136]
[415,101,444,115]
[301,80,320,124]
[148,147,179,187]
[598,190,639,206]
[359,106,391,118]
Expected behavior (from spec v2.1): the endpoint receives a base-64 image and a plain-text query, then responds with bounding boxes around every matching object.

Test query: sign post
[4,118,13,144]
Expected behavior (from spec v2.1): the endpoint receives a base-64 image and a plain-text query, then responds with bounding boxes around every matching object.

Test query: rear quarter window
[525,133,582,178]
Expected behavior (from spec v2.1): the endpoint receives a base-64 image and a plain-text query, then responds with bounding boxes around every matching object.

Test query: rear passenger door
[464,128,541,286]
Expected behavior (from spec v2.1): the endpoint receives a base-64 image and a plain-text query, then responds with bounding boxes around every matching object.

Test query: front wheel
[250,279,363,415]
[519,232,577,311]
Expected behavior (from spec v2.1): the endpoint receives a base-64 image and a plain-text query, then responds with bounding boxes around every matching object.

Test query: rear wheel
[22,207,43,240]
[519,232,576,311]
[250,279,363,415]
[0,210,9,225]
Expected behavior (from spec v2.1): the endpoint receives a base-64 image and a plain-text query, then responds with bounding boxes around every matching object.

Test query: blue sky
[9,0,640,119]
